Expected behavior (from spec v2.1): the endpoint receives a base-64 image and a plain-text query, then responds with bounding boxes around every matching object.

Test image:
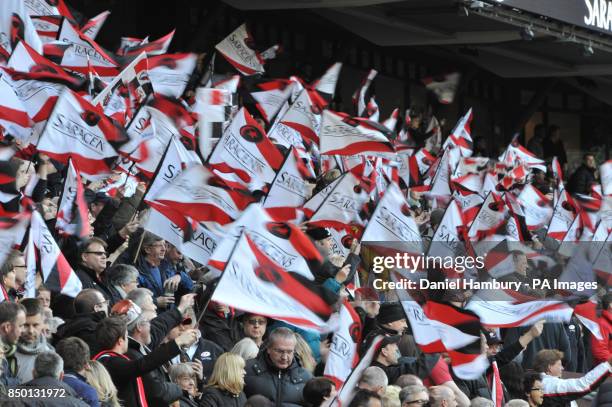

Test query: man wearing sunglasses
[75,237,112,300]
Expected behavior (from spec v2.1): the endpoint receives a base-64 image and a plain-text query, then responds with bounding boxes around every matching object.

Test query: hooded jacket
[53,311,106,355]
[15,336,54,383]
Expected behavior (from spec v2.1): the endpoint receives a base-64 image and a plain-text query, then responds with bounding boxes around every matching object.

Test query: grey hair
[471,397,495,407]
[267,327,296,348]
[430,386,454,407]
[126,288,153,309]
[34,352,63,379]
[504,400,529,407]
[107,264,139,287]
[359,366,388,389]
[168,363,195,383]
[399,385,428,404]
[231,337,259,361]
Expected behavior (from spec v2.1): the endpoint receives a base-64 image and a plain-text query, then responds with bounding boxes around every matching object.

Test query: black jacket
[53,311,106,355]
[502,323,571,370]
[200,308,242,352]
[95,340,181,407]
[126,338,183,407]
[3,376,88,407]
[74,265,112,300]
[149,308,182,349]
[181,337,224,383]
[371,353,440,385]
[199,386,246,407]
[244,352,312,407]
[567,164,597,195]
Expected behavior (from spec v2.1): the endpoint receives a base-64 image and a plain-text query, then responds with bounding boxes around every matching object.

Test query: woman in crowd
[82,360,120,407]
[199,353,247,407]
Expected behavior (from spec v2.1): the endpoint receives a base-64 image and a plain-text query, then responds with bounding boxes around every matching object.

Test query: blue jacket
[63,371,100,407]
[135,256,193,298]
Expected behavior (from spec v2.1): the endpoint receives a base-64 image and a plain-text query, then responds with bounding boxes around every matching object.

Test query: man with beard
[15,299,54,383]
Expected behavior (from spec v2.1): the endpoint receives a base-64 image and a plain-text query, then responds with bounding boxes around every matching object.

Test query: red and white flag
[499,143,546,173]
[0,0,43,58]
[144,135,201,202]
[151,163,254,228]
[381,108,399,132]
[144,206,220,267]
[208,107,284,188]
[80,10,110,40]
[546,189,576,241]
[319,110,394,156]
[517,184,553,230]
[311,62,342,105]
[246,78,294,124]
[0,70,32,140]
[37,88,126,180]
[148,53,197,98]
[468,192,506,240]
[207,204,322,278]
[56,19,118,79]
[443,108,473,157]
[427,199,465,258]
[308,171,370,233]
[117,30,174,58]
[466,300,573,328]
[0,215,29,299]
[361,183,422,252]
[26,211,82,297]
[324,300,362,389]
[215,24,265,76]
[574,301,603,341]
[264,147,314,212]
[423,301,489,379]
[303,175,342,218]
[352,69,377,118]
[30,15,62,44]
[422,72,460,104]
[211,232,337,331]
[56,159,90,238]
[267,89,320,146]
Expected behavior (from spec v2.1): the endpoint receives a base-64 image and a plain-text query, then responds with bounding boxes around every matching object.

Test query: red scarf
[488,360,503,407]
[93,350,148,407]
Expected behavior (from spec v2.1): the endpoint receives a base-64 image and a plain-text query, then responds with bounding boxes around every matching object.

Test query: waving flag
[244,78,294,124]
[0,0,43,58]
[55,159,90,238]
[443,108,473,157]
[0,214,29,276]
[312,62,342,105]
[468,192,507,240]
[423,301,489,379]
[208,107,284,188]
[381,108,399,132]
[0,71,32,140]
[546,189,576,241]
[215,24,265,76]
[308,171,370,233]
[352,69,377,118]
[151,163,254,228]
[324,300,362,388]
[499,143,546,173]
[264,147,313,212]
[37,88,126,180]
[268,89,320,147]
[148,53,197,98]
[207,204,322,278]
[117,30,174,58]
[211,232,337,331]
[361,183,422,254]
[423,72,460,105]
[319,110,394,156]
[427,199,468,263]
[26,211,81,297]
[30,15,62,44]
[466,300,572,328]
[56,19,118,78]
[81,10,111,40]
[517,184,553,230]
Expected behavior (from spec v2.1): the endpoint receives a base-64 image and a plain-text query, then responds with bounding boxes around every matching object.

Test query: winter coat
[54,311,106,356]
[15,336,54,383]
[592,381,612,407]
[567,164,597,195]
[502,323,571,370]
[244,352,312,407]
[126,338,183,407]
[95,340,181,407]
[172,337,223,383]
[199,386,246,407]
[200,308,242,352]
[592,310,612,365]
[74,265,113,301]
[63,371,100,407]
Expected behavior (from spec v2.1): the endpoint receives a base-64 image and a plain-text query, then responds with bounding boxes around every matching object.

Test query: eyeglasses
[405,401,429,406]
[84,251,107,256]
[246,319,267,326]
[531,388,543,392]
[12,265,27,269]
[271,348,294,357]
